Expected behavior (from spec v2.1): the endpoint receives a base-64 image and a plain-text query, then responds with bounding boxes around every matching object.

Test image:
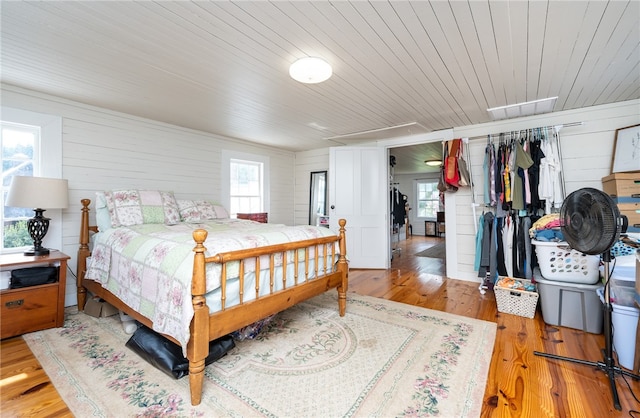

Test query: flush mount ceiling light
[487,97,558,120]
[289,57,332,84]
[424,160,443,167]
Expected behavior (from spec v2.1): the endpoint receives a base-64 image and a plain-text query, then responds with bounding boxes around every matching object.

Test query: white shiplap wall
[293,148,330,226]
[1,84,295,306]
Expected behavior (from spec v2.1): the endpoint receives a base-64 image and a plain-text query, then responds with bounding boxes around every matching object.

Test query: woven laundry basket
[495,277,539,319]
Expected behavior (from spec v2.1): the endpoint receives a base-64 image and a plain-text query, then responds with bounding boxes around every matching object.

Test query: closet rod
[463,121,583,142]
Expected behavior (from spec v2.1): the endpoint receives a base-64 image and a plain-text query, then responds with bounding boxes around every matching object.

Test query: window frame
[415,179,441,220]
[221,150,270,217]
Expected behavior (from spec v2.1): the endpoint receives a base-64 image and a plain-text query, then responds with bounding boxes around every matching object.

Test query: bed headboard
[77,199,98,309]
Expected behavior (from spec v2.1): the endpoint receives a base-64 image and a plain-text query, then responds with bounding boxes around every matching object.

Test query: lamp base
[24,247,51,256]
[26,208,51,257]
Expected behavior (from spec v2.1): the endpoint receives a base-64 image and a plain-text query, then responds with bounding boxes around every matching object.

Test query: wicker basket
[532,240,600,284]
[495,278,539,319]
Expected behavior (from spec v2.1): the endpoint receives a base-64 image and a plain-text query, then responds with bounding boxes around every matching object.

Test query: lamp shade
[6,176,69,209]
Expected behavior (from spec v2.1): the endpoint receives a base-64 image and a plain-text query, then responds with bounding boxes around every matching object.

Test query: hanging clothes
[390,187,407,227]
[495,217,507,276]
[474,213,485,271]
[477,211,494,278]
[502,214,514,277]
[522,133,532,208]
[473,124,566,283]
[482,137,499,206]
[483,140,492,205]
[475,210,535,282]
[528,131,545,212]
[512,139,534,211]
[538,128,564,213]
[522,216,533,279]
[551,129,565,209]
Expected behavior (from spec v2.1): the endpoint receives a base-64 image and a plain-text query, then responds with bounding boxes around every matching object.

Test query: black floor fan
[533,187,640,411]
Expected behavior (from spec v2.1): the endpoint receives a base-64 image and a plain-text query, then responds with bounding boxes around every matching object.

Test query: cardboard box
[84,296,119,317]
[602,171,640,197]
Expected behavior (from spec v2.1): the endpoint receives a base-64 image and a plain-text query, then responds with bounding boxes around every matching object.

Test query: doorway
[387,142,446,275]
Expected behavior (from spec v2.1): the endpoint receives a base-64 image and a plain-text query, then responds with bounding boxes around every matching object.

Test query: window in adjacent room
[1,122,39,252]
[416,180,440,219]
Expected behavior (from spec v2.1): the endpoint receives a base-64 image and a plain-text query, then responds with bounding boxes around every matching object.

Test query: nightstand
[0,251,70,339]
[237,212,268,223]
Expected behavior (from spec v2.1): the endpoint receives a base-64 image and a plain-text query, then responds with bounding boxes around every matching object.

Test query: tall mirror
[309,171,328,226]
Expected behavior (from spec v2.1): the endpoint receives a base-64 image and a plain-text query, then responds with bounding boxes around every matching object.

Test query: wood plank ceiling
[1,1,638,173]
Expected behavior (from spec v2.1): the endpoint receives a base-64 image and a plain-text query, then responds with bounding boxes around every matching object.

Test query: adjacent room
[1,1,639,417]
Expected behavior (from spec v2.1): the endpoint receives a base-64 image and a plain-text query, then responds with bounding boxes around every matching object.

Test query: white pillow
[213,205,229,219]
[95,192,113,232]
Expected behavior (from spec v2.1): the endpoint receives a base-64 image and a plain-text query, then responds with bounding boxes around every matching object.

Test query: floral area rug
[24,292,496,418]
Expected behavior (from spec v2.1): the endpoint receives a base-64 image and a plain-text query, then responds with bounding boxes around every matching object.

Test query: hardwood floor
[0,337,71,417]
[1,235,638,417]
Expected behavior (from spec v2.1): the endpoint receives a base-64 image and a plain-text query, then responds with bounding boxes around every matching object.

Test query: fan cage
[560,188,620,255]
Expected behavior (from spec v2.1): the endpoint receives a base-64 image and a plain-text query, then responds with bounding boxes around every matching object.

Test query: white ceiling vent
[487,97,558,121]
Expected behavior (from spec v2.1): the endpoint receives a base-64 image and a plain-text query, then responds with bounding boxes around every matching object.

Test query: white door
[329,146,388,269]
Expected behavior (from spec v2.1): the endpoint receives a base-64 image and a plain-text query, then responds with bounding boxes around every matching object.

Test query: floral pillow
[161,193,181,225]
[177,200,218,223]
[105,190,180,227]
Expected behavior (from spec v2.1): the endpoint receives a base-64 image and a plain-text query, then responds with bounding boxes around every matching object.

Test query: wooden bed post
[77,199,92,310]
[188,229,210,406]
[337,219,348,316]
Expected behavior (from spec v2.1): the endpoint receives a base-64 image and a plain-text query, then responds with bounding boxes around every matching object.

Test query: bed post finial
[337,219,348,316]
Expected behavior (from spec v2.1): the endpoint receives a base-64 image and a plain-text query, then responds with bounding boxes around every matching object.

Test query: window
[229,158,264,215]
[1,107,61,254]
[222,149,270,217]
[1,123,39,251]
[416,180,440,218]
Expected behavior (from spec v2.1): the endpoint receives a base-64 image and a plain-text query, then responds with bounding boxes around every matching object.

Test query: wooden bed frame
[76,198,348,405]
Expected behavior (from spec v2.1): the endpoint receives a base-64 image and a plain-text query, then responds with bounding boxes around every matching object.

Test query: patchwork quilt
[85,219,338,352]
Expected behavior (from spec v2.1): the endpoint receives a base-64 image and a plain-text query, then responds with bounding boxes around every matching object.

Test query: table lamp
[5,176,69,256]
